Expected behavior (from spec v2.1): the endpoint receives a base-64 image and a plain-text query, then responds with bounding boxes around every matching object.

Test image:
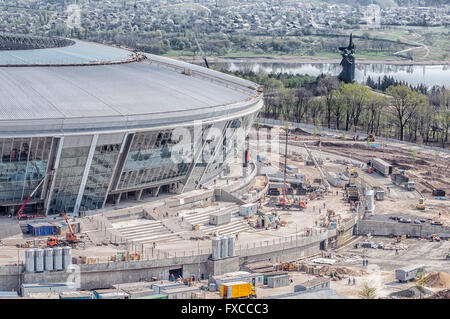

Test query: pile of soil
[426,289,450,299]
[320,265,367,277]
[390,287,433,299]
[424,272,450,288]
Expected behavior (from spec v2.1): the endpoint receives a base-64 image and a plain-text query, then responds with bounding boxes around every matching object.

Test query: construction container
[34,249,44,272]
[213,272,264,288]
[239,203,257,218]
[25,249,35,273]
[93,290,130,299]
[151,282,185,294]
[395,264,426,282]
[212,237,221,260]
[62,246,72,270]
[136,294,168,299]
[160,286,200,299]
[209,211,231,226]
[267,274,290,288]
[21,283,76,297]
[27,223,54,237]
[44,248,53,271]
[0,291,19,298]
[432,189,446,197]
[53,247,63,271]
[220,281,255,299]
[59,291,93,299]
[227,235,235,257]
[220,237,228,259]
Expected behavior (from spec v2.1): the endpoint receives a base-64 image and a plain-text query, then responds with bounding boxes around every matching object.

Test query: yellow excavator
[416,198,426,210]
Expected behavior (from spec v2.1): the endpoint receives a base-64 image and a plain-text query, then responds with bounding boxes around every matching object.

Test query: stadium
[0,34,263,216]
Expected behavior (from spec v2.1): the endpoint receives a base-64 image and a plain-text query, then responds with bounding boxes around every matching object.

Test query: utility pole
[282,121,289,208]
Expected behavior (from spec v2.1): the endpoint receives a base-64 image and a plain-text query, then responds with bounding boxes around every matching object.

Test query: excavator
[346,164,359,178]
[416,198,426,210]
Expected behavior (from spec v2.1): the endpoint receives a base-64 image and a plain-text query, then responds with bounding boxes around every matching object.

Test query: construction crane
[194,36,210,69]
[303,142,330,190]
[61,211,78,243]
[16,177,46,220]
[279,123,291,208]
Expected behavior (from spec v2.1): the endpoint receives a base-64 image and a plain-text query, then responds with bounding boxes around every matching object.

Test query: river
[212,61,450,87]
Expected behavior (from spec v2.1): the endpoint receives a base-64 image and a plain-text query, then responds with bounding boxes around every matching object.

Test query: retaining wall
[358,220,450,238]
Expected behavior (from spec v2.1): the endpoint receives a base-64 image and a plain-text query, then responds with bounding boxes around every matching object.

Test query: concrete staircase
[181,202,238,226]
[112,219,182,244]
[180,202,252,237]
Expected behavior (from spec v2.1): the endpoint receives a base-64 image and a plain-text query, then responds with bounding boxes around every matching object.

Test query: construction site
[0,120,449,299]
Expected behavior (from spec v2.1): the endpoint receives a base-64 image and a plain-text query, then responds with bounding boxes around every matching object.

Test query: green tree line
[229,71,450,148]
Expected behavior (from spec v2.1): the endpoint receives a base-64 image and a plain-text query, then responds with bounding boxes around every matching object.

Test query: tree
[316,75,339,129]
[415,272,428,299]
[386,85,427,141]
[359,282,377,299]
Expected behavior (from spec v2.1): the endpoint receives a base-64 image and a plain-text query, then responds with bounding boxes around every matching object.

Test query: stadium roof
[0,40,132,65]
[0,39,262,135]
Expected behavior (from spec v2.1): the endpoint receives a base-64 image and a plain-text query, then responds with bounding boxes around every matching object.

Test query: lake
[213,61,450,87]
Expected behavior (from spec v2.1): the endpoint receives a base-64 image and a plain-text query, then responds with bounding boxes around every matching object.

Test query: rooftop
[0,39,262,135]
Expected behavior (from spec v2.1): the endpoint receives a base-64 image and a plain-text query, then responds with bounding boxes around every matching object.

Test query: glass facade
[48,139,91,215]
[0,110,259,214]
[0,137,52,203]
[117,128,194,191]
[80,141,121,211]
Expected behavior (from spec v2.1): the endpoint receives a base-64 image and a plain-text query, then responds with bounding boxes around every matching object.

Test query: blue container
[28,223,54,237]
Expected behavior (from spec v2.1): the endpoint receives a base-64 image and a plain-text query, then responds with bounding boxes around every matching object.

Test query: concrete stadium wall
[358,220,450,238]
[20,255,210,291]
[0,265,22,291]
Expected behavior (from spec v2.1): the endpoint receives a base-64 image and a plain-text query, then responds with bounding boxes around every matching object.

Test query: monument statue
[338,33,356,83]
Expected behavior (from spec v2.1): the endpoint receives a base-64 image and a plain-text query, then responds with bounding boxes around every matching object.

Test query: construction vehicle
[391,173,415,191]
[416,198,426,210]
[61,211,78,244]
[47,236,59,247]
[220,282,256,299]
[346,164,358,178]
[368,158,392,176]
[373,186,385,201]
[16,178,46,220]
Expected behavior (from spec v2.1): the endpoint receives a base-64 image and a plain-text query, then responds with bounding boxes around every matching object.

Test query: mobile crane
[16,177,46,220]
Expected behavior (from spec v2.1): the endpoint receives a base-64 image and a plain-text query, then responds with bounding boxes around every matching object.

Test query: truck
[220,282,256,299]
[391,173,415,191]
[368,158,392,176]
[373,186,385,201]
